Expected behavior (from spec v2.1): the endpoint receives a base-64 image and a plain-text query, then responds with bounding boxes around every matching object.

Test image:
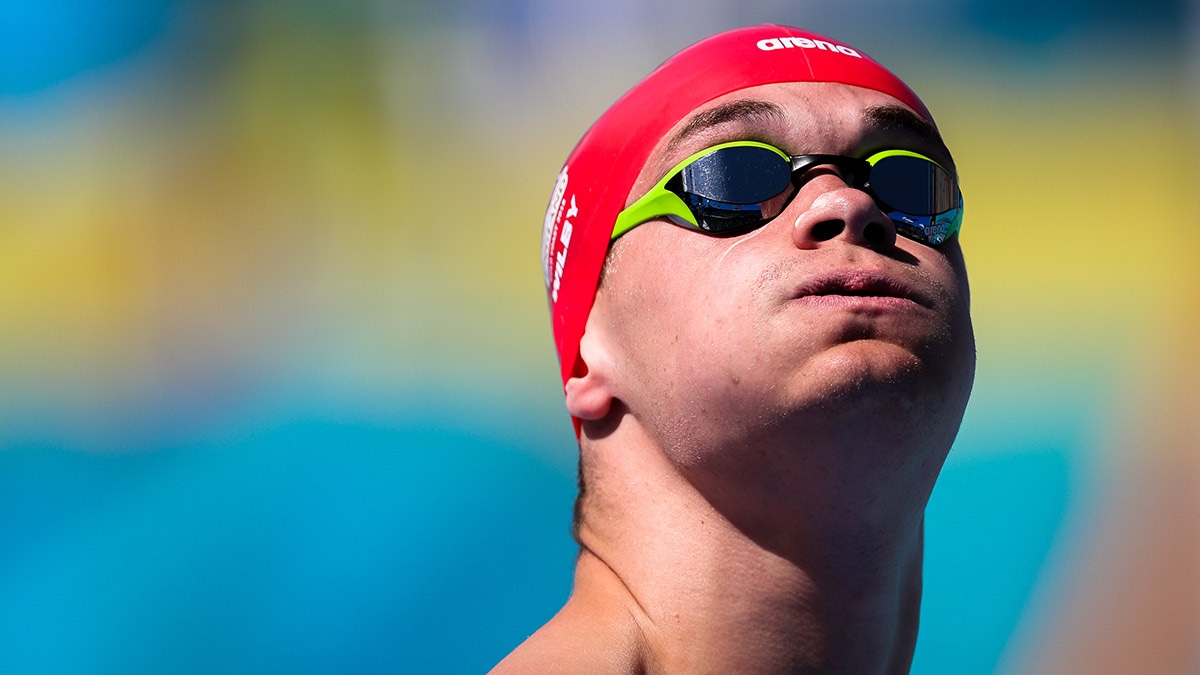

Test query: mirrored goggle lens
[867,154,959,216]
[676,145,791,205]
[672,146,791,233]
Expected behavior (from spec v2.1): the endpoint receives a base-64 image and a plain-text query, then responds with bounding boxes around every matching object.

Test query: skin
[494,81,976,674]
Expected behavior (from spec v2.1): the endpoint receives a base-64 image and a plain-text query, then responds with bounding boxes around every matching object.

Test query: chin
[793,337,973,443]
[790,340,941,409]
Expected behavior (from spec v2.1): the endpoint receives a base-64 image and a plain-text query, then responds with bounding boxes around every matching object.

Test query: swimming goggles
[612,140,963,246]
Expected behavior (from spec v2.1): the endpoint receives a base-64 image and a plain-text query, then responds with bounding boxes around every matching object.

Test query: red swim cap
[540,24,933,390]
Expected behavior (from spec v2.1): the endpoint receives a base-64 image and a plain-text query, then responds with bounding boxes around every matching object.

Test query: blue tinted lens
[674,146,791,232]
[677,145,790,205]
[868,155,958,216]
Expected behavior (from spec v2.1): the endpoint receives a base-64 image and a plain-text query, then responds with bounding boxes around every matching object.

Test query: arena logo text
[756,36,862,58]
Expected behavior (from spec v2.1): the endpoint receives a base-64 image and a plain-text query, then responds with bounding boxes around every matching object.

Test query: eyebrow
[662,98,787,157]
[657,99,954,176]
[862,105,951,159]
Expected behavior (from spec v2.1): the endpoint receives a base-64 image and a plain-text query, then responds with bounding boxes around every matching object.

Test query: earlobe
[564,330,615,421]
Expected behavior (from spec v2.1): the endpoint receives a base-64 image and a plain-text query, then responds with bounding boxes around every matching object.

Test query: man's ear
[564,326,616,421]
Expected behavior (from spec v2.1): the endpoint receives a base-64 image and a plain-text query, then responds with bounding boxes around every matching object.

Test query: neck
[572,421,933,674]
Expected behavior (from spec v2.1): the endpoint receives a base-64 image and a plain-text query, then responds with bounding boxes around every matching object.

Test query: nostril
[811,220,845,241]
[863,221,890,246]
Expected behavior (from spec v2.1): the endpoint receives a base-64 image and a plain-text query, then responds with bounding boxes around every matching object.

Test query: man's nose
[788,173,897,251]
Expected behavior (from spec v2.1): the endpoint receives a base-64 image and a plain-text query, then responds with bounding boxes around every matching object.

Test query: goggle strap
[612,187,698,240]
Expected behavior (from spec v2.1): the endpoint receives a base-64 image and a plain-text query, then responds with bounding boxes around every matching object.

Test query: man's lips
[791,270,933,309]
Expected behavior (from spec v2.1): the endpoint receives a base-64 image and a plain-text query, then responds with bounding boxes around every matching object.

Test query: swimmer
[499,25,975,674]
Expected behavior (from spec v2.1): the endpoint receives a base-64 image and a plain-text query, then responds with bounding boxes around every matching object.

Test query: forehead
[631,81,951,201]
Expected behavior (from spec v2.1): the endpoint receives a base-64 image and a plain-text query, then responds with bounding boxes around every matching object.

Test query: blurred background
[1,1,1197,673]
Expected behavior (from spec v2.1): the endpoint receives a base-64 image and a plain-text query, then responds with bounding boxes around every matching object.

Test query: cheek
[613,271,737,378]
[605,236,763,406]
[931,241,971,326]
[919,242,976,383]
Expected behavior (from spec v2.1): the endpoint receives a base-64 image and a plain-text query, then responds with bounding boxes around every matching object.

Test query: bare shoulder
[490,555,648,674]
[489,607,641,674]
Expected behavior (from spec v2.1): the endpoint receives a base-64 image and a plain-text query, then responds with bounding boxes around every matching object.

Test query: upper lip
[792,269,932,308]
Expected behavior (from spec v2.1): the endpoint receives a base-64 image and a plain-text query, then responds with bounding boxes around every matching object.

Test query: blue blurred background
[2,1,1198,673]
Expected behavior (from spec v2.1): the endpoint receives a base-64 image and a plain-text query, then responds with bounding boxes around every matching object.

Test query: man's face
[588,81,975,480]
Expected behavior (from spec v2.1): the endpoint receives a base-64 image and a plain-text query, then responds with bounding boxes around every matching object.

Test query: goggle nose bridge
[787,155,874,195]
